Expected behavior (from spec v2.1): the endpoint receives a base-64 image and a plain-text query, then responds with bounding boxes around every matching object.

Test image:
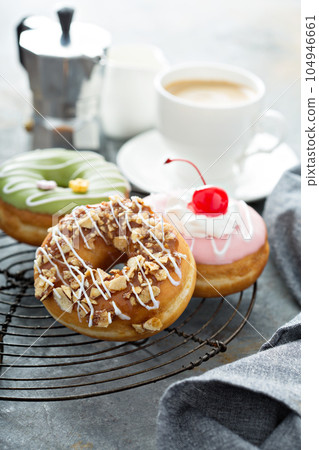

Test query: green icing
[0,149,130,214]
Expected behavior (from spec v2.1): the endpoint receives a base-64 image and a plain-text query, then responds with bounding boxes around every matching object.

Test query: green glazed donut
[0,149,130,215]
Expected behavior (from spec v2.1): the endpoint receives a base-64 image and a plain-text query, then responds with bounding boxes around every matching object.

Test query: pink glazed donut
[144,188,269,298]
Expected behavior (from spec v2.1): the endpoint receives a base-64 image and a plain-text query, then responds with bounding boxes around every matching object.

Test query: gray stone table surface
[0,1,300,449]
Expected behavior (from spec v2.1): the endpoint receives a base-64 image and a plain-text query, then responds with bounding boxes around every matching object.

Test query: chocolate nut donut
[34,196,196,341]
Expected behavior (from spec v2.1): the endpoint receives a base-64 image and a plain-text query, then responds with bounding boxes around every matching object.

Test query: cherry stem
[164,158,206,185]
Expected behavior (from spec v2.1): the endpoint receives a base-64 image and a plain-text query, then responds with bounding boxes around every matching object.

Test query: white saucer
[117,129,299,202]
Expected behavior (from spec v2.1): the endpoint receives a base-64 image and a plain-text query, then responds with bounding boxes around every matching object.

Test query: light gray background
[0,1,300,449]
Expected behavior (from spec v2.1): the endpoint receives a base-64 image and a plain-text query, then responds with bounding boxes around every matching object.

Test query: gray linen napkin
[263,165,301,304]
[157,166,301,449]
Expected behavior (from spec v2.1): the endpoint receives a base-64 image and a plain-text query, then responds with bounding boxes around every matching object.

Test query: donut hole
[37,155,92,188]
[40,170,73,188]
[110,262,126,271]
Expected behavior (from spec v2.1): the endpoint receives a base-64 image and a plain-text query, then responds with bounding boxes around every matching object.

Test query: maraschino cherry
[164,158,228,216]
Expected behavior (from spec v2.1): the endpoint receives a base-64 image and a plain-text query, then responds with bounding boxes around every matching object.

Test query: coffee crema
[164,79,256,107]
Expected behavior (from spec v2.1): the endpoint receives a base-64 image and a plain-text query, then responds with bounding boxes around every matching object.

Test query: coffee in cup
[164,79,257,107]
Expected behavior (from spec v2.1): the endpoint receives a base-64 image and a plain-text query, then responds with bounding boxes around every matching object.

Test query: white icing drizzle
[36,247,64,283]
[37,240,90,312]
[81,206,109,246]
[25,186,126,207]
[39,274,54,287]
[125,211,132,231]
[129,197,182,283]
[70,164,122,180]
[34,260,55,287]
[135,257,159,310]
[97,268,111,297]
[42,216,114,327]
[109,200,129,243]
[53,288,61,299]
[0,153,101,171]
[76,303,83,323]
[109,200,122,230]
[136,238,180,286]
[148,229,182,279]
[71,208,92,250]
[240,200,254,237]
[115,198,181,287]
[3,181,36,193]
[174,251,187,260]
[131,196,157,229]
[111,301,130,320]
[210,235,232,255]
[51,227,95,326]
[53,226,110,305]
[122,268,158,311]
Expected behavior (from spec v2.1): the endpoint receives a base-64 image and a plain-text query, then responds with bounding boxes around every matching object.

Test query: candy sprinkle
[69,178,89,193]
[37,180,57,191]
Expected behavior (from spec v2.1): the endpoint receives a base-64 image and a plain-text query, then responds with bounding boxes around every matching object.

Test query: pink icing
[144,192,267,265]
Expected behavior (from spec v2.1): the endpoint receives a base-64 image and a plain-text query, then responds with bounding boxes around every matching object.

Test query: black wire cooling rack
[0,230,257,402]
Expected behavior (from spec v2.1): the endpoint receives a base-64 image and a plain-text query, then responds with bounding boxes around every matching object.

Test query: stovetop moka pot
[17,7,111,150]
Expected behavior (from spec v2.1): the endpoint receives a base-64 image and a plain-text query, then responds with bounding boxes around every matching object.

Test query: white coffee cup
[101,44,169,140]
[155,62,285,180]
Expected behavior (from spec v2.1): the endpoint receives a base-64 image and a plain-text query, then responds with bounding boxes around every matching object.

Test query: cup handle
[237,109,286,168]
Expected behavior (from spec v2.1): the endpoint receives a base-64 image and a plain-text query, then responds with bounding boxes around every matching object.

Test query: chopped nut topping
[97,269,111,282]
[132,324,145,334]
[79,302,90,318]
[42,267,56,278]
[35,254,42,266]
[40,292,50,302]
[131,227,146,243]
[63,270,72,280]
[109,276,127,291]
[53,287,73,313]
[90,287,101,299]
[95,310,111,327]
[72,289,81,302]
[139,286,160,304]
[70,280,80,290]
[42,254,49,264]
[61,243,71,254]
[61,285,72,300]
[143,317,162,331]
[35,277,52,298]
[144,261,159,273]
[109,269,121,275]
[113,236,128,252]
[126,255,145,278]
[67,257,82,267]
[155,269,167,281]
[154,229,163,240]
[86,238,96,249]
[159,254,169,264]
